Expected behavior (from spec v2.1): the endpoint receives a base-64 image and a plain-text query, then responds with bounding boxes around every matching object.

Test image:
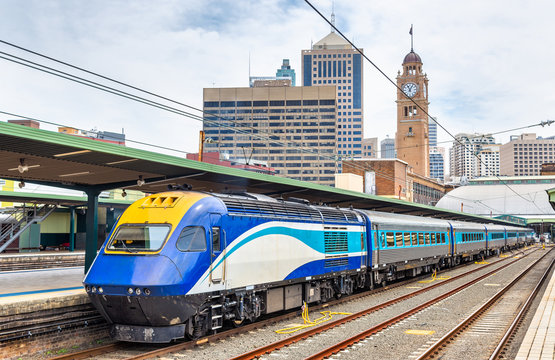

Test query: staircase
[0,204,58,253]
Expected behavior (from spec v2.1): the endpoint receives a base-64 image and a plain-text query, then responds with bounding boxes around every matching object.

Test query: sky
[0,0,553,159]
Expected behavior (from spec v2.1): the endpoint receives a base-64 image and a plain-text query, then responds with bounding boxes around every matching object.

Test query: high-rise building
[428,117,445,181]
[301,30,363,157]
[203,85,338,186]
[381,137,395,159]
[500,133,555,176]
[479,144,500,177]
[276,59,296,86]
[428,117,438,147]
[429,147,445,181]
[362,137,378,158]
[449,133,497,179]
[396,48,429,177]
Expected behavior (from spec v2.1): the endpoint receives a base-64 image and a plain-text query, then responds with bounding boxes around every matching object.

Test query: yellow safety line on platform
[275,302,351,334]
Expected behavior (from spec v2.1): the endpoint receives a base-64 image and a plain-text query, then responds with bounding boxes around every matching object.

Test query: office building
[428,117,438,147]
[449,133,497,179]
[276,59,296,86]
[500,133,555,176]
[429,146,445,181]
[301,30,363,157]
[381,137,395,159]
[362,137,378,158]
[203,85,338,186]
[479,144,500,177]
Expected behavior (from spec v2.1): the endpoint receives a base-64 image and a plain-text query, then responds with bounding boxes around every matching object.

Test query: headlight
[91,286,97,293]
[135,288,141,295]
[144,288,151,296]
[86,286,91,292]
[98,287,104,294]
[127,287,134,295]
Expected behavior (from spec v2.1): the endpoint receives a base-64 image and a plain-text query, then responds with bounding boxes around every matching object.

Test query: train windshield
[107,224,171,252]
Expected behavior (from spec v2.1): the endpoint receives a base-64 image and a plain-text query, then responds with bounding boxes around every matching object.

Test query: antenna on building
[331,2,336,32]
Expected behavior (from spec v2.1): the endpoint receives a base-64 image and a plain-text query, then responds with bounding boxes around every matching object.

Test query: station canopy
[0,121,519,226]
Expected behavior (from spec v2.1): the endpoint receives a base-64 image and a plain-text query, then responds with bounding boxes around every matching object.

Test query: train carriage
[484,223,507,254]
[449,221,488,263]
[359,211,451,284]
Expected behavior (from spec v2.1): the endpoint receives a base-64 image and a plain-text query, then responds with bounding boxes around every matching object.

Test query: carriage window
[108,224,170,251]
[396,232,403,247]
[212,227,221,252]
[176,226,207,252]
[380,233,386,248]
[411,233,418,246]
[441,233,446,243]
[386,232,395,247]
[403,232,410,246]
[431,233,436,244]
[425,233,430,245]
[418,233,424,245]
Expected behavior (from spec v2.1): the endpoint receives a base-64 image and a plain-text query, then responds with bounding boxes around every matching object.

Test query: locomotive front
[83,191,226,343]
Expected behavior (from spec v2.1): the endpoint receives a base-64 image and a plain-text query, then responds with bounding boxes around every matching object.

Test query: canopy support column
[69,206,75,252]
[85,189,100,273]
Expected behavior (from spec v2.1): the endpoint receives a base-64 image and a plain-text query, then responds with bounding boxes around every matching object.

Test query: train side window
[380,232,386,248]
[212,227,221,252]
[396,232,403,247]
[176,226,206,252]
[431,233,436,244]
[418,233,424,245]
[411,233,418,246]
[403,232,410,246]
[386,232,395,248]
[425,233,430,245]
[441,233,446,244]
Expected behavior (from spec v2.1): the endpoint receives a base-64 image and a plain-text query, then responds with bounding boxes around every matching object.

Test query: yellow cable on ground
[275,302,351,334]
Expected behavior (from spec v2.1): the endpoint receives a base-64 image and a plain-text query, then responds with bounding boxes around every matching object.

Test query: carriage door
[373,224,379,266]
[209,214,224,284]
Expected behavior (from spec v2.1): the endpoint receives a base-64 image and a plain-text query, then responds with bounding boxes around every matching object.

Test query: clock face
[402,82,418,97]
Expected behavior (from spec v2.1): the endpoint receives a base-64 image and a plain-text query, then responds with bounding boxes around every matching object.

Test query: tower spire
[331,2,336,33]
[409,24,414,51]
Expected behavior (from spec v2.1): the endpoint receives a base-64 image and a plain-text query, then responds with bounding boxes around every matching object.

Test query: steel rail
[305,250,545,360]
[48,343,125,360]
[488,254,554,359]
[228,249,535,360]
[415,248,553,360]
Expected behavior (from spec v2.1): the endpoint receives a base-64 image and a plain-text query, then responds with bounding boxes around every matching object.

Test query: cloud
[0,0,553,160]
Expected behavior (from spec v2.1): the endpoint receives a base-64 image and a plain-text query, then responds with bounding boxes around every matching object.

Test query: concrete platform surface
[0,267,87,314]
[515,268,555,360]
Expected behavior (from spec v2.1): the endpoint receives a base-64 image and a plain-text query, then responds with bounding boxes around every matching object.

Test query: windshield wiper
[118,240,137,253]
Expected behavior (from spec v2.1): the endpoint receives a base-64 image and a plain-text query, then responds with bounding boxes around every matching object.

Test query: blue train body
[83,191,533,342]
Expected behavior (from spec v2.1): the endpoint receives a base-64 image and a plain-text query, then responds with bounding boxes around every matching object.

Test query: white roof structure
[436,182,555,218]
[313,32,351,50]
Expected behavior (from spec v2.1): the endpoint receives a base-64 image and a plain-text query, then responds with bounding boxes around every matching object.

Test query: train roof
[359,209,451,230]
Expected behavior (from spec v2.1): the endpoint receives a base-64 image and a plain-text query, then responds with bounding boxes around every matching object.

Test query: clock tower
[395,48,429,177]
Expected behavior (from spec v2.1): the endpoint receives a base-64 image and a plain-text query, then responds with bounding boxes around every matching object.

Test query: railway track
[0,259,84,272]
[48,247,537,360]
[232,247,544,360]
[416,249,554,360]
[0,304,105,343]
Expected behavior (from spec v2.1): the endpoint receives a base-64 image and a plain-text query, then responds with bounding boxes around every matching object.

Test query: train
[83,190,534,343]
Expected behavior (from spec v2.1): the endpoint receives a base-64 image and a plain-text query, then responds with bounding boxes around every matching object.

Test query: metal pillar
[85,190,100,273]
[69,206,75,252]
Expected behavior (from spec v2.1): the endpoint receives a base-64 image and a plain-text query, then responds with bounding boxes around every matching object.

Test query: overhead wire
[303,0,549,215]
[0,43,414,188]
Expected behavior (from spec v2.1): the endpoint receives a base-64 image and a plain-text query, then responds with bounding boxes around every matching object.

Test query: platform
[0,266,88,316]
[515,266,555,359]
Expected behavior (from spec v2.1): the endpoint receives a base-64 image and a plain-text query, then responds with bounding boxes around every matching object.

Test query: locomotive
[83,190,533,342]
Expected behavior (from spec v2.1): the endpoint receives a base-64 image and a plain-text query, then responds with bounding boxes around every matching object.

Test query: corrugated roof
[0,121,520,225]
